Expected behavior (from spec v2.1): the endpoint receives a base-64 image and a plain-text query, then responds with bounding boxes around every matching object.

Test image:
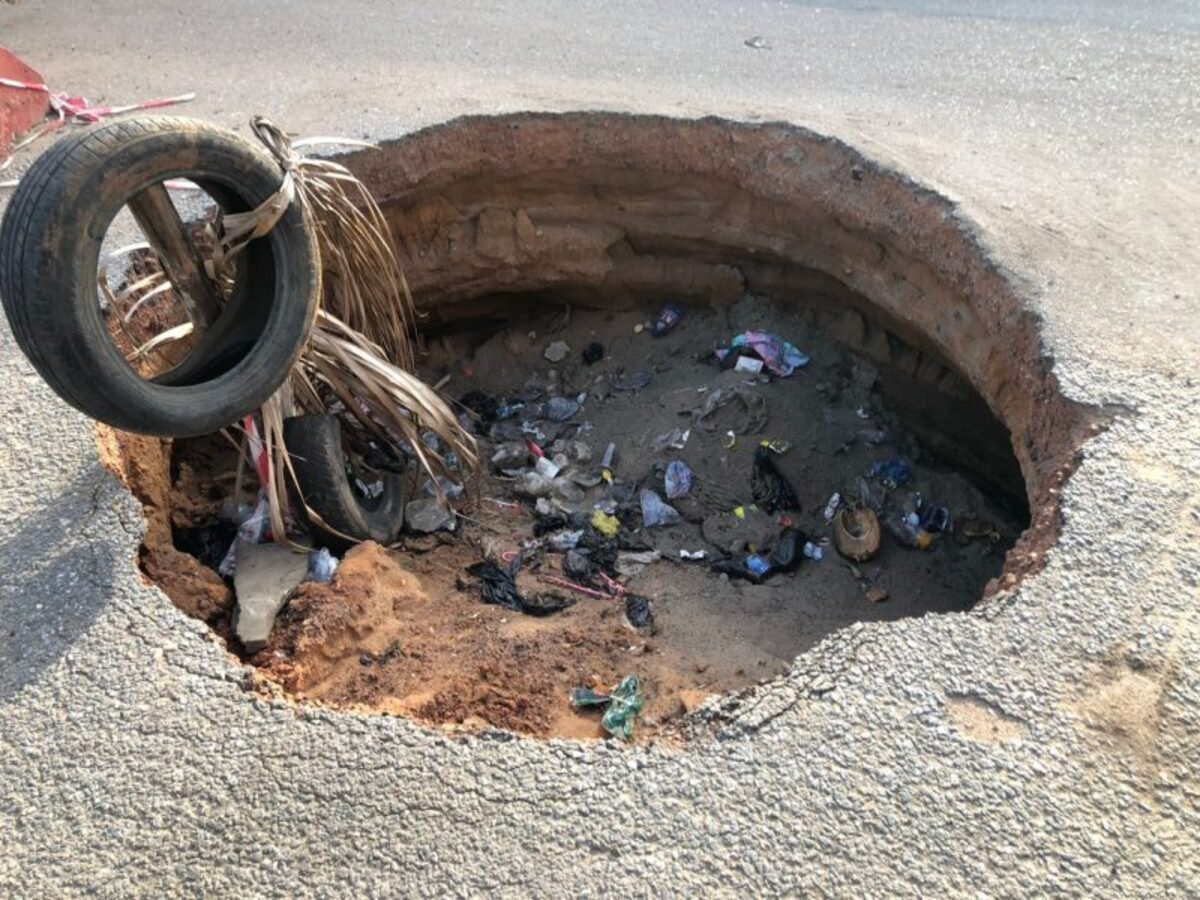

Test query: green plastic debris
[570,687,611,707]
[569,676,644,740]
[601,676,644,740]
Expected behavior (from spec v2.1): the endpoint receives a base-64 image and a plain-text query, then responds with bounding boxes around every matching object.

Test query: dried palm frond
[248,118,418,368]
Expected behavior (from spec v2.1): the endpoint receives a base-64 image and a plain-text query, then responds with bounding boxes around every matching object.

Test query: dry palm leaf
[234,121,475,544]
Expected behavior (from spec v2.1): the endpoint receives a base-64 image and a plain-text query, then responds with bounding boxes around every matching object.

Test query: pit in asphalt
[100,113,1090,741]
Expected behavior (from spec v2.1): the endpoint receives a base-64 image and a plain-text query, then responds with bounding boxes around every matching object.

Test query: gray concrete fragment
[231,540,310,652]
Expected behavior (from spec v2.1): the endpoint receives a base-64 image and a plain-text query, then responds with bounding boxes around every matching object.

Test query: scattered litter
[715,331,809,376]
[490,442,530,472]
[582,341,605,365]
[218,492,271,577]
[602,676,644,740]
[543,396,581,421]
[734,356,764,374]
[859,428,888,445]
[724,430,737,449]
[919,504,951,533]
[679,549,707,561]
[760,439,792,455]
[467,558,575,616]
[868,457,912,489]
[541,573,612,600]
[833,507,881,562]
[591,510,621,538]
[651,304,683,337]
[652,427,690,453]
[534,455,562,479]
[954,517,1001,545]
[405,498,456,534]
[569,675,644,739]
[693,385,768,435]
[713,526,808,584]
[543,340,570,362]
[616,550,661,578]
[306,547,339,583]
[570,686,611,707]
[640,489,681,528]
[623,594,656,633]
[745,35,770,49]
[664,460,694,499]
[822,492,842,523]
[458,389,500,431]
[563,549,593,582]
[613,370,653,392]
[751,446,800,513]
[548,530,584,551]
[633,323,645,335]
[803,542,824,561]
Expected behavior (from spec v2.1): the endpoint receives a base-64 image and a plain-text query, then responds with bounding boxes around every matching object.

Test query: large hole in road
[100,114,1091,742]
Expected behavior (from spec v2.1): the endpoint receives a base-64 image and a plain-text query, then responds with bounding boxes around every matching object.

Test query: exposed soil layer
[99,113,1092,742]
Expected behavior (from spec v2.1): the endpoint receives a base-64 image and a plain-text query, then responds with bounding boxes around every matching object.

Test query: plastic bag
[640,489,681,528]
[751,447,800,513]
[664,460,694,499]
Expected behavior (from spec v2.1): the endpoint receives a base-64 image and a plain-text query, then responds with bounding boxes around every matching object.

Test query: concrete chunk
[232,539,310,652]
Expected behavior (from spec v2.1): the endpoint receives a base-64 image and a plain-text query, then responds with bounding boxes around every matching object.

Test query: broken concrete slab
[232,539,310,652]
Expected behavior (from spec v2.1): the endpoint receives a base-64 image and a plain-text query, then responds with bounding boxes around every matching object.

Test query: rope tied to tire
[202,117,299,280]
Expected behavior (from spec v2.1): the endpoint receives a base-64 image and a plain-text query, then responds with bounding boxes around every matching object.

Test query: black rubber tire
[283,414,407,550]
[0,117,321,437]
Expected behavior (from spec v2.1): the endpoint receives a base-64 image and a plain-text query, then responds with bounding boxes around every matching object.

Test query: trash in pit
[405,498,457,534]
[867,457,912,489]
[623,594,656,633]
[692,385,768,435]
[652,427,690,453]
[713,527,809,584]
[466,558,575,617]
[616,550,661,578]
[833,506,882,562]
[569,675,644,740]
[715,330,809,377]
[591,510,621,538]
[307,547,339,583]
[679,549,707,561]
[641,489,681,528]
[613,370,653,392]
[651,304,683,337]
[751,446,800,513]
[543,340,570,362]
[582,341,604,365]
[664,460,694,499]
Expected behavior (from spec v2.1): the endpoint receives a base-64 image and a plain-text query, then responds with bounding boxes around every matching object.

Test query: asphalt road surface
[1,2,1197,896]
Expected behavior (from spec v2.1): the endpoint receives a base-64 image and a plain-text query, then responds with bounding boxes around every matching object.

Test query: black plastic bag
[466,558,574,617]
[624,594,655,632]
[751,446,800,513]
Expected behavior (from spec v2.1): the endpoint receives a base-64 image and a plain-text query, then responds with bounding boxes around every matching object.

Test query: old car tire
[0,117,320,437]
[283,414,406,550]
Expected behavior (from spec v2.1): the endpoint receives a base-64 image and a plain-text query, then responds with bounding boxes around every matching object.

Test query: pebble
[633,323,645,334]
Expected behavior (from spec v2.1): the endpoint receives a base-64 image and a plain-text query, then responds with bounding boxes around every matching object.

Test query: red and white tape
[0,77,195,178]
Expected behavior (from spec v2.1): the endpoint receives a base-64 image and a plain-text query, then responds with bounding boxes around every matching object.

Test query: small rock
[866,587,889,603]
[633,323,645,334]
[405,498,457,533]
[544,340,570,362]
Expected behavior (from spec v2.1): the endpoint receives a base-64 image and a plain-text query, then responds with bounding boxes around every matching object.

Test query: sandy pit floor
[145,296,1023,742]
